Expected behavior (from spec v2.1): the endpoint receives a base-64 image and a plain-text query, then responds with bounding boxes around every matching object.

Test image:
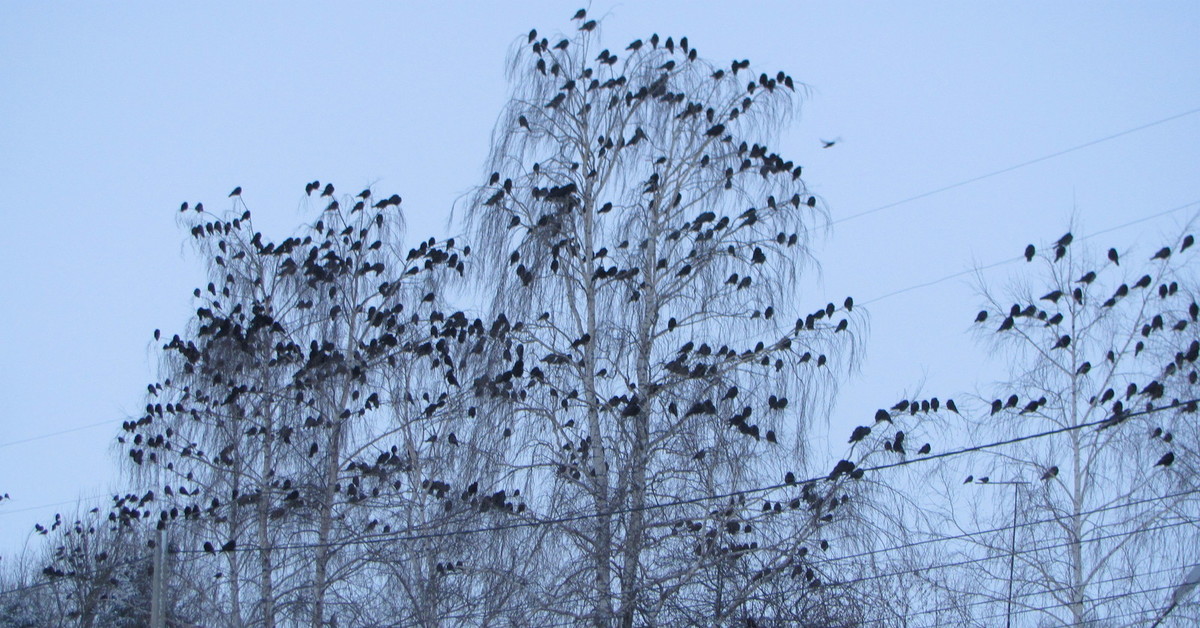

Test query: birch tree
[464,12,863,626]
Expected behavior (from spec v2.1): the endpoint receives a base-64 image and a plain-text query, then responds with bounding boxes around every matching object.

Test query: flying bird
[820,138,839,148]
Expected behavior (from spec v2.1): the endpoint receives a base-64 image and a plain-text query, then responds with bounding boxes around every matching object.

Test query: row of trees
[3,10,1197,627]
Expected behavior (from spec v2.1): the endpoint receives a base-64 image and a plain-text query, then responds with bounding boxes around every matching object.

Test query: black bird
[963,475,974,484]
[1182,234,1195,251]
[1078,271,1096,284]
[1053,334,1071,349]
[528,29,538,43]
[627,39,643,51]
[1108,248,1120,265]
[1041,465,1059,481]
[848,426,871,443]
[1055,245,1067,261]
[553,39,569,50]
[784,471,796,485]
[229,186,241,197]
[180,201,189,212]
[975,310,989,323]
[1024,244,1035,261]
[844,296,854,311]
[990,399,1003,415]
[874,409,892,423]
[1152,247,1171,261]
[1155,451,1175,468]
[706,124,725,137]
[580,20,597,32]
[821,138,837,148]
[572,8,586,20]
[918,443,931,455]
[220,539,237,553]
[321,183,334,197]
[204,541,215,553]
[1056,232,1073,248]
[946,399,958,413]
[1041,290,1063,303]
[998,316,1014,332]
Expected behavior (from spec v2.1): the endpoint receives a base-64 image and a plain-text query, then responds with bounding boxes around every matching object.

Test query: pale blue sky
[2,1,1198,557]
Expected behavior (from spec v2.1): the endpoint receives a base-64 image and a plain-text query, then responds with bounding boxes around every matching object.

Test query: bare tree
[897,230,1200,626]
[463,12,863,626]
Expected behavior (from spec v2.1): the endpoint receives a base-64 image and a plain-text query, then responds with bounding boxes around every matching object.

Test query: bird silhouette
[820,138,838,148]
[1041,465,1059,481]
[321,183,334,197]
[918,443,931,455]
[1155,451,1175,468]
[1024,244,1035,261]
[1152,247,1171,261]
[229,186,242,197]
[1108,248,1119,265]
[946,399,958,413]
[1183,235,1195,251]
[580,20,596,32]
[975,310,989,323]
[848,426,871,443]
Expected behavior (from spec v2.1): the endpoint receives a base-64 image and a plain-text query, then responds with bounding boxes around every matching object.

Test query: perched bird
[1152,247,1171,261]
[975,310,989,323]
[918,443,931,455]
[572,8,586,20]
[1024,244,1035,262]
[580,20,596,32]
[963,475,974,484]
[998,316,1014,332]
[229,186,242,197]
[627,39,643,51]
[1056,232,1073,248]
[321,183,334,197]
[1078,271,1096,284]
[874,409,892,423]
[1183,234,1195,251]
[1155,451,1175,468]
[848,425,871,443]
[946,399,959,413]
[180,201,189,212]
[1041,465,1059,481]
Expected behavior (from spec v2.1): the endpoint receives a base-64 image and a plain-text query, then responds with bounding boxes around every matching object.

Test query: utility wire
[158,396,1199,556]
[833,106,1200,226]
[0,419,117,450]
[860,198,1200,306]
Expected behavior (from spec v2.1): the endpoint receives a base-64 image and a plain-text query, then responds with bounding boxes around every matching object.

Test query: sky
[1,1,1198,560]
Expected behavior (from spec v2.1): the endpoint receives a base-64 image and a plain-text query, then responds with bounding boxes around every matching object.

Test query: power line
[0,419,117,450]
[860,198,1200,306]
[833,106,1200,226]
[162,397,1199,556]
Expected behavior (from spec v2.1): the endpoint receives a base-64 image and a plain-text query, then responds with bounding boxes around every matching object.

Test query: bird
[820,138,838,148]
[963,475,974,484]
[572,8,586,20]
[1024,244,1035,261]
[1183,234,1195,251]
[918,443,931,455]
[1056,232,1073,248]
[180,201,189,212]
[875,409,892,423]
[1077,271,1096,284]
[1155,451,1175,467]
[580,20,597,32]
[627,39,643,51]
[784,471,796,485]
[998,316,1014,332]
[1041,465,1059,481]
[946,399,959,413]
[220,539,237,553]
[229,186,242,197]
[1108,248,1120,265]
[848,426,871,443]
[203,541,215,553]
[321,183,334,197]
[975,310,989,323]
[1152,247,1171,261]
